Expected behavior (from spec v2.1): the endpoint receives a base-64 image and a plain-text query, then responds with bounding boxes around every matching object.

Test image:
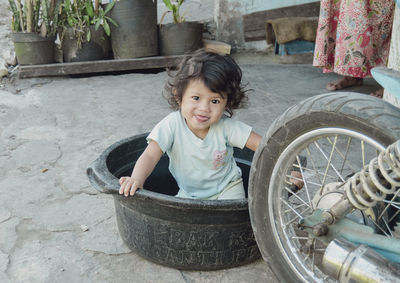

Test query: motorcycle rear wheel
[249,92,400,283]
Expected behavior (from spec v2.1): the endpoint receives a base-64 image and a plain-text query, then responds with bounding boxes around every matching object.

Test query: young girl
[119,49,263,199]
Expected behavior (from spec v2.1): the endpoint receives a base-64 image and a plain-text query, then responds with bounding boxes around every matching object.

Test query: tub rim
[87,134,250,210]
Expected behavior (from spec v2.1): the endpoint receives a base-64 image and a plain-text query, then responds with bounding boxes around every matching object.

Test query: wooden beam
[18,55,185,78]
[243,2,320,42]
[203,39,231,54]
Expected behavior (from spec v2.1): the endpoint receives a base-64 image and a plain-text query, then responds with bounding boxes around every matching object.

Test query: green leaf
[163,0,173,11]
[105,16,118,27]
[83,15,89,24]
[97,7,103,15]
[67,16,74,27]
[86,2,94,17]
[104,20,110,36]
[87,29,91,42]
[178,0,185,7]
[104,1,115,15]
[65,0,71,11]
[95,19,101,30]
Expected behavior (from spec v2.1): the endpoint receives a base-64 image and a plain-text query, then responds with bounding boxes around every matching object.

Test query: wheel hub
[312,182,343,210]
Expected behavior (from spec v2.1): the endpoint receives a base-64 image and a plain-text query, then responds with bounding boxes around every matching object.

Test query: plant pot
[87,134,261,270]
[62,26,110,62]
[11,32,55,65]
[110,0,158,59]
[159,22,203,56]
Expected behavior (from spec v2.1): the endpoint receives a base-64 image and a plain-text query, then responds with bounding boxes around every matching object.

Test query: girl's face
[179,79,227,139]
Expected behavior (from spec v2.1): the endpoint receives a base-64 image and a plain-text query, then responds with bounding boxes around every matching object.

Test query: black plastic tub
[87,133,261,270]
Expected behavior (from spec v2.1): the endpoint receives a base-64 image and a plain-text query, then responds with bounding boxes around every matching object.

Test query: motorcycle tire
[248,92,400,283]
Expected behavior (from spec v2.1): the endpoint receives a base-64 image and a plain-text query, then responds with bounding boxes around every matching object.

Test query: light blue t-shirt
[147,111,252,199]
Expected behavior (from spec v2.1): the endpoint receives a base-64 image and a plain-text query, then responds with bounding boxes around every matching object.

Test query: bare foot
[290,171,304,189]
[326,76,363,91]
[370,88,384,99]
[288,171,304,197]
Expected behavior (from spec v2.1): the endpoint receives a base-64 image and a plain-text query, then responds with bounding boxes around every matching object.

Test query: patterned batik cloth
[313,0,395,78]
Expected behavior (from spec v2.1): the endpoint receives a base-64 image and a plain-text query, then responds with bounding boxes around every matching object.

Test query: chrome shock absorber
[344,140,400,210]
[322,140,400,225]
[320,141,400,283]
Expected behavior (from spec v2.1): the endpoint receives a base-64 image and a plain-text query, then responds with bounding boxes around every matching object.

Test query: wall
[215,0,319,50]
[158,0,319,50]
[240,0,318,14]
[157,0,215,24]
[157,0,216,39]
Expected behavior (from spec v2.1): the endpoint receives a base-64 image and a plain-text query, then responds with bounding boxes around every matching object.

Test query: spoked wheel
[248,93,400,283]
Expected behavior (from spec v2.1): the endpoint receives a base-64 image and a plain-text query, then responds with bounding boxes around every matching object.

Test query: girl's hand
[119,176,143,196]
[118,141,163,197]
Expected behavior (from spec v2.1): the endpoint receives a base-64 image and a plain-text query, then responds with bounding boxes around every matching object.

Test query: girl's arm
[119,140,163,196]
[245,130,304,188]
[245,131,262,152]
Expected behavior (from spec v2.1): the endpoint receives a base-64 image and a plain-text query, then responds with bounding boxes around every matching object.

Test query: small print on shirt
[212,149,227,169]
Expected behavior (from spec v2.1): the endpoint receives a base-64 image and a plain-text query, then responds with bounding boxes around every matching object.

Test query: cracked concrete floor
[0,61,379,282]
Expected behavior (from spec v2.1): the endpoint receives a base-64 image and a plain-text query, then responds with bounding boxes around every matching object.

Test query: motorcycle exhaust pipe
[322,239,400,283]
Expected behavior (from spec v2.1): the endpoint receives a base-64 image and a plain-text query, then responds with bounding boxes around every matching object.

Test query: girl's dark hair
[164,48,249,117]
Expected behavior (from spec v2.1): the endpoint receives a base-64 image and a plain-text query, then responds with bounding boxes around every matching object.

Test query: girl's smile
[180,79,227,139]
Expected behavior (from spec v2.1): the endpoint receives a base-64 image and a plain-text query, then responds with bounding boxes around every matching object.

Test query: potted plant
[159,0,203,56]
[8,0,60,65]
[58,0,117,62]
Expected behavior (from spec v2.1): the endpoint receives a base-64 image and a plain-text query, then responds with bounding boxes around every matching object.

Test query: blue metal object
[371,67,400,100]
[275,40,315,56]
[300,209,400,263]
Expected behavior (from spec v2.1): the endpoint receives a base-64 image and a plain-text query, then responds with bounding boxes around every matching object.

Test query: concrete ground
[0,52,379,283]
